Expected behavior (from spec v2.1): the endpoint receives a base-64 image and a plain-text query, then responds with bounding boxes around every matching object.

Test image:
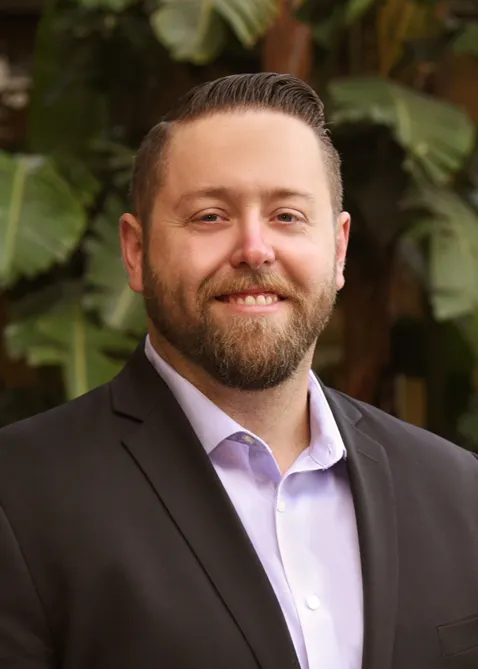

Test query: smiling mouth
[215,293,285,306]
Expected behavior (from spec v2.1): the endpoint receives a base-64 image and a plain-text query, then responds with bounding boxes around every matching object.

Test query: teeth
[226,294,279,305]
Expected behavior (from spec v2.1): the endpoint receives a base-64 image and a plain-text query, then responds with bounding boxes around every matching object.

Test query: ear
[335,211,351,291]
[120,213,144,293]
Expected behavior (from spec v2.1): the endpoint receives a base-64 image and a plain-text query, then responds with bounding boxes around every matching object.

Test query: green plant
[1,0,477,447]
[150,0,278,64]
[0,153,143,399]
[0,153,86,286]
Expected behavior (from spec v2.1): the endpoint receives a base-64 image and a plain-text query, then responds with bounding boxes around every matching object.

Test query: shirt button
[306,595,320,610]
[277,499,286,513]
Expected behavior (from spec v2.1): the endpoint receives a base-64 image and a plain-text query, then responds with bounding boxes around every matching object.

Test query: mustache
[199,271,298,301]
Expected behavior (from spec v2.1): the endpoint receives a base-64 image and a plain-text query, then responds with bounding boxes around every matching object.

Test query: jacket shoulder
[0,381,122,523]
[330,388,478,479]
[0,382,111,455]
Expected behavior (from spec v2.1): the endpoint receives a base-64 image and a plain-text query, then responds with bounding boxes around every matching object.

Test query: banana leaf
[84,197,146,336]
[5,286,138,399]
[404,187,478,321]
[453,24,478,57]
[150,0,278,64]
[214,0,278,46]
[0,152,86,287]
[329,77,475,184]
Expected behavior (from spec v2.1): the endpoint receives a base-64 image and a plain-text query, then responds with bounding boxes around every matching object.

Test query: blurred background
[0,0,477,450]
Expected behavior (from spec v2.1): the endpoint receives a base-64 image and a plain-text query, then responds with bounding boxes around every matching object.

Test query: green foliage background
[1,0,477,448]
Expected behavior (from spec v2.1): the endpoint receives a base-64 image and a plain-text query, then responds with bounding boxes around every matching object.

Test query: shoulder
[327,387,478,487]
[0,382,112,470]
[0,381,127,531]
[1,381,110,438]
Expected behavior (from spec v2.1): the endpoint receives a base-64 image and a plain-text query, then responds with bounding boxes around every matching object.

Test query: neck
[149,331,314,473]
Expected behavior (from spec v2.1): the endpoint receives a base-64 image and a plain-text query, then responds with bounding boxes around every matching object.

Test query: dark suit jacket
[0,344,477,669]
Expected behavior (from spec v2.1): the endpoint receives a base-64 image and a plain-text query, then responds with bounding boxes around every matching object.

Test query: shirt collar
[144,335,346,468]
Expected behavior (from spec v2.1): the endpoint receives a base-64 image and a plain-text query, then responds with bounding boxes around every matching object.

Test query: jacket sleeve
[0,503,55,668]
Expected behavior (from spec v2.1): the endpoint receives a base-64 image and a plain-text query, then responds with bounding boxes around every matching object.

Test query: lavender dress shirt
[145,337,363,669]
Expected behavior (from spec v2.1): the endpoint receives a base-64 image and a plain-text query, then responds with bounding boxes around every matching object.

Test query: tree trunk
[261,0,313,80]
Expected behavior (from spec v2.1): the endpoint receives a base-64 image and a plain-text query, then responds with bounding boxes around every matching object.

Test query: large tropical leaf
[404,187,478,321]
[150,0,226,64]
[77,0,137,9]
[0,152,86,287]
[150,0,278,64]
[214,0,278,46]
[453,24,478,57]
[84,197,146,335]
[5,287,137,399]
[51,153,101,208]
[329,77,475,184]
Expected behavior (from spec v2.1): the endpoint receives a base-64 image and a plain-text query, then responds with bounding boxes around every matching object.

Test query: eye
[275,211,304,224]
[201,213,220,222]
[191,212,225,224]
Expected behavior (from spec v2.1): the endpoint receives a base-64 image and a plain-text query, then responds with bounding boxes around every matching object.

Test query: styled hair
[131,72,343,224]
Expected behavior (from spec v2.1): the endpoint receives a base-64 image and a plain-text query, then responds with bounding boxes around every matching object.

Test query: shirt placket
[274,471,342,669]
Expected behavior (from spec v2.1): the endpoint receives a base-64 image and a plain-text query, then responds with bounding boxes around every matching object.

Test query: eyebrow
[175,187,316,208]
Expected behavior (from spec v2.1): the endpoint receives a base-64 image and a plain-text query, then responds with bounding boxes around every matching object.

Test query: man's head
[121,72,350,390]
[131,72,343,229]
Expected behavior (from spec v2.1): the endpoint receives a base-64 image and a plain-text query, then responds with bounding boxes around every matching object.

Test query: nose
[230,218,276,270]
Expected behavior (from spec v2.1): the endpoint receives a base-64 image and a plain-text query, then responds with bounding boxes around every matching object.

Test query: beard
[142,256,337,391]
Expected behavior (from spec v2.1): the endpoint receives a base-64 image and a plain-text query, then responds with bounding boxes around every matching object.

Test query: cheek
[281,235,336,288]
[177,232,232,282]
[154,232,227,304]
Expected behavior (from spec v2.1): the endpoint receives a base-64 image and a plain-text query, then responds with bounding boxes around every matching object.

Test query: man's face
[122,110,349,390]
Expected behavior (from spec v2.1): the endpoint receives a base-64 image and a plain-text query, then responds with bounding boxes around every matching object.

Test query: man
[0,73,477,669]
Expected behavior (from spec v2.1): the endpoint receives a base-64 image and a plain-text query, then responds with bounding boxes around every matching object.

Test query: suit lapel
[324,387,399,669]
[110,345,300,669]
[111,345,399,669]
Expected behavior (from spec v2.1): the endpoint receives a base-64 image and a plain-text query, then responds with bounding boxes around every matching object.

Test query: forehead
[161,110,330,204]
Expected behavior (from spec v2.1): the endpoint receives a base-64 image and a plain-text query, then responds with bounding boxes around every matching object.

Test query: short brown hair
[131,72,343,224]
